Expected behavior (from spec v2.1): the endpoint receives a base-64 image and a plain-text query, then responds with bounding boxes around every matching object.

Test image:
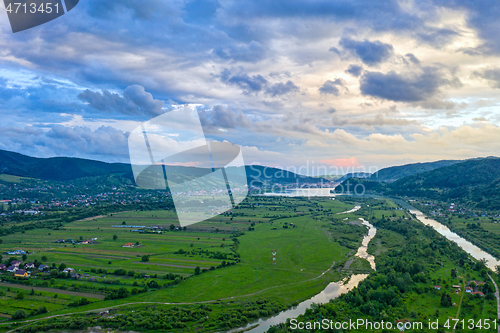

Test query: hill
[0,149,325,185]
[337,172,372,183]
[388,156,500,208]
[0,149,133,182]
[334,157,500,208]
[369,159,460,182]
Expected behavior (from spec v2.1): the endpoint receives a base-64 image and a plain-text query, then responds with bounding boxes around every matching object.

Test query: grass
[0,196,364,323]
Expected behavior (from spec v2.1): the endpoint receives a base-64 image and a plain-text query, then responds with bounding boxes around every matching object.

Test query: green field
[0,196,372,329]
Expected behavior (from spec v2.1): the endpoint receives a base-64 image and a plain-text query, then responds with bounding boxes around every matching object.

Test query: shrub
[12,310,27,319]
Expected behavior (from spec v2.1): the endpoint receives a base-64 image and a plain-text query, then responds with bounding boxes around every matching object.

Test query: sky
[1,0,500,176]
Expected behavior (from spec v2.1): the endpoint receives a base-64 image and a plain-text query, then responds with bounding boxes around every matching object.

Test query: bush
[12,310,27,319]
[37,307,48,314]
[69,298,91,307]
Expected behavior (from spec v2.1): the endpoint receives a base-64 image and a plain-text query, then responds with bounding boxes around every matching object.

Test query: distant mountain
[0,149,133,182]
[335,157,500,209]
[337,172,372,183]
[389,157,500,208]
[369,159,460,182]
[0,149,325,185]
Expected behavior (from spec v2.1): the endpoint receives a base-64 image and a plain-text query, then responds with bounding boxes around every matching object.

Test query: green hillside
[0,149,325,185]
[369,159,460,182]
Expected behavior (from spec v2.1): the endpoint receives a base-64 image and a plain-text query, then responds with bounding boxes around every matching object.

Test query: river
[391,199,500,271]
[261,188,337,197]
[237,196,500,332]
[233,205,376,333]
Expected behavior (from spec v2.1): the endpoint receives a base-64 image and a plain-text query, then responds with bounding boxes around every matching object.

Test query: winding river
[233,205,376,333]
[236,196,500,332]
[393,199,500,271]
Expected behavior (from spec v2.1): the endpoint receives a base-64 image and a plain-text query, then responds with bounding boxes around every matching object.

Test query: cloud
[339,38,394,66]
[319,79,344,95]
[472,67,500,89]
[265,80,300,96]
[219,68,268,94]
[219,69,300,96]
[198,105,250,131]
[0,125,129,161]
[319,157,361,167]
[331,114,416,127]
[214,41,266,62]
[345,64,363,77]
[359,67,460,103]
[78,85,165,118]
[405,53,420,65]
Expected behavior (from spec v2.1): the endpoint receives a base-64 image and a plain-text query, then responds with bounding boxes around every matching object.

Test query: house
[471,291,485,296]
[10,260,23,267]
[25,263,35,269]
[14,270,29,278]
[38,264,49,271]
[70,272,80,279]
[434,285,441,290]
[466,287,472,293]
[0,264,6,270]
[7,266,16,272]
[6,249,26,255]
[452,285,461,288]
[63,268,75,273]
[122,243,134,248]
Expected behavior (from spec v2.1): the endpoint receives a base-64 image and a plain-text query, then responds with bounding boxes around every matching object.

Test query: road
[487,273,500,333]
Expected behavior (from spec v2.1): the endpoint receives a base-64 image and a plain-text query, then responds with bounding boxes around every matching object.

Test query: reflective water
[409,208,500,271]
[261,188,337,197]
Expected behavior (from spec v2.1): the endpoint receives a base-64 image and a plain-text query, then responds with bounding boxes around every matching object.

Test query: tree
[451,268,457,278]
[113,234,118,241]
[50,269,58,277]
[440,292,452,306]
[41,255,47,262]
[141,255,150,262]
[12,310,27,319]
[22,254,27,261]
[58,263,66,271]
[15,291,25,300]
[170,224,175,231]
[194,266,201,275]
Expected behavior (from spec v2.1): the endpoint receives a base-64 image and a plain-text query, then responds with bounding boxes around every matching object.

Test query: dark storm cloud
[266,81,300,97]
[319,79,344,96]
[360,67,459,102]
[472,68,500,89]
[345,64,363,77]
[339,38,394,66]
[78,85,164,118]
